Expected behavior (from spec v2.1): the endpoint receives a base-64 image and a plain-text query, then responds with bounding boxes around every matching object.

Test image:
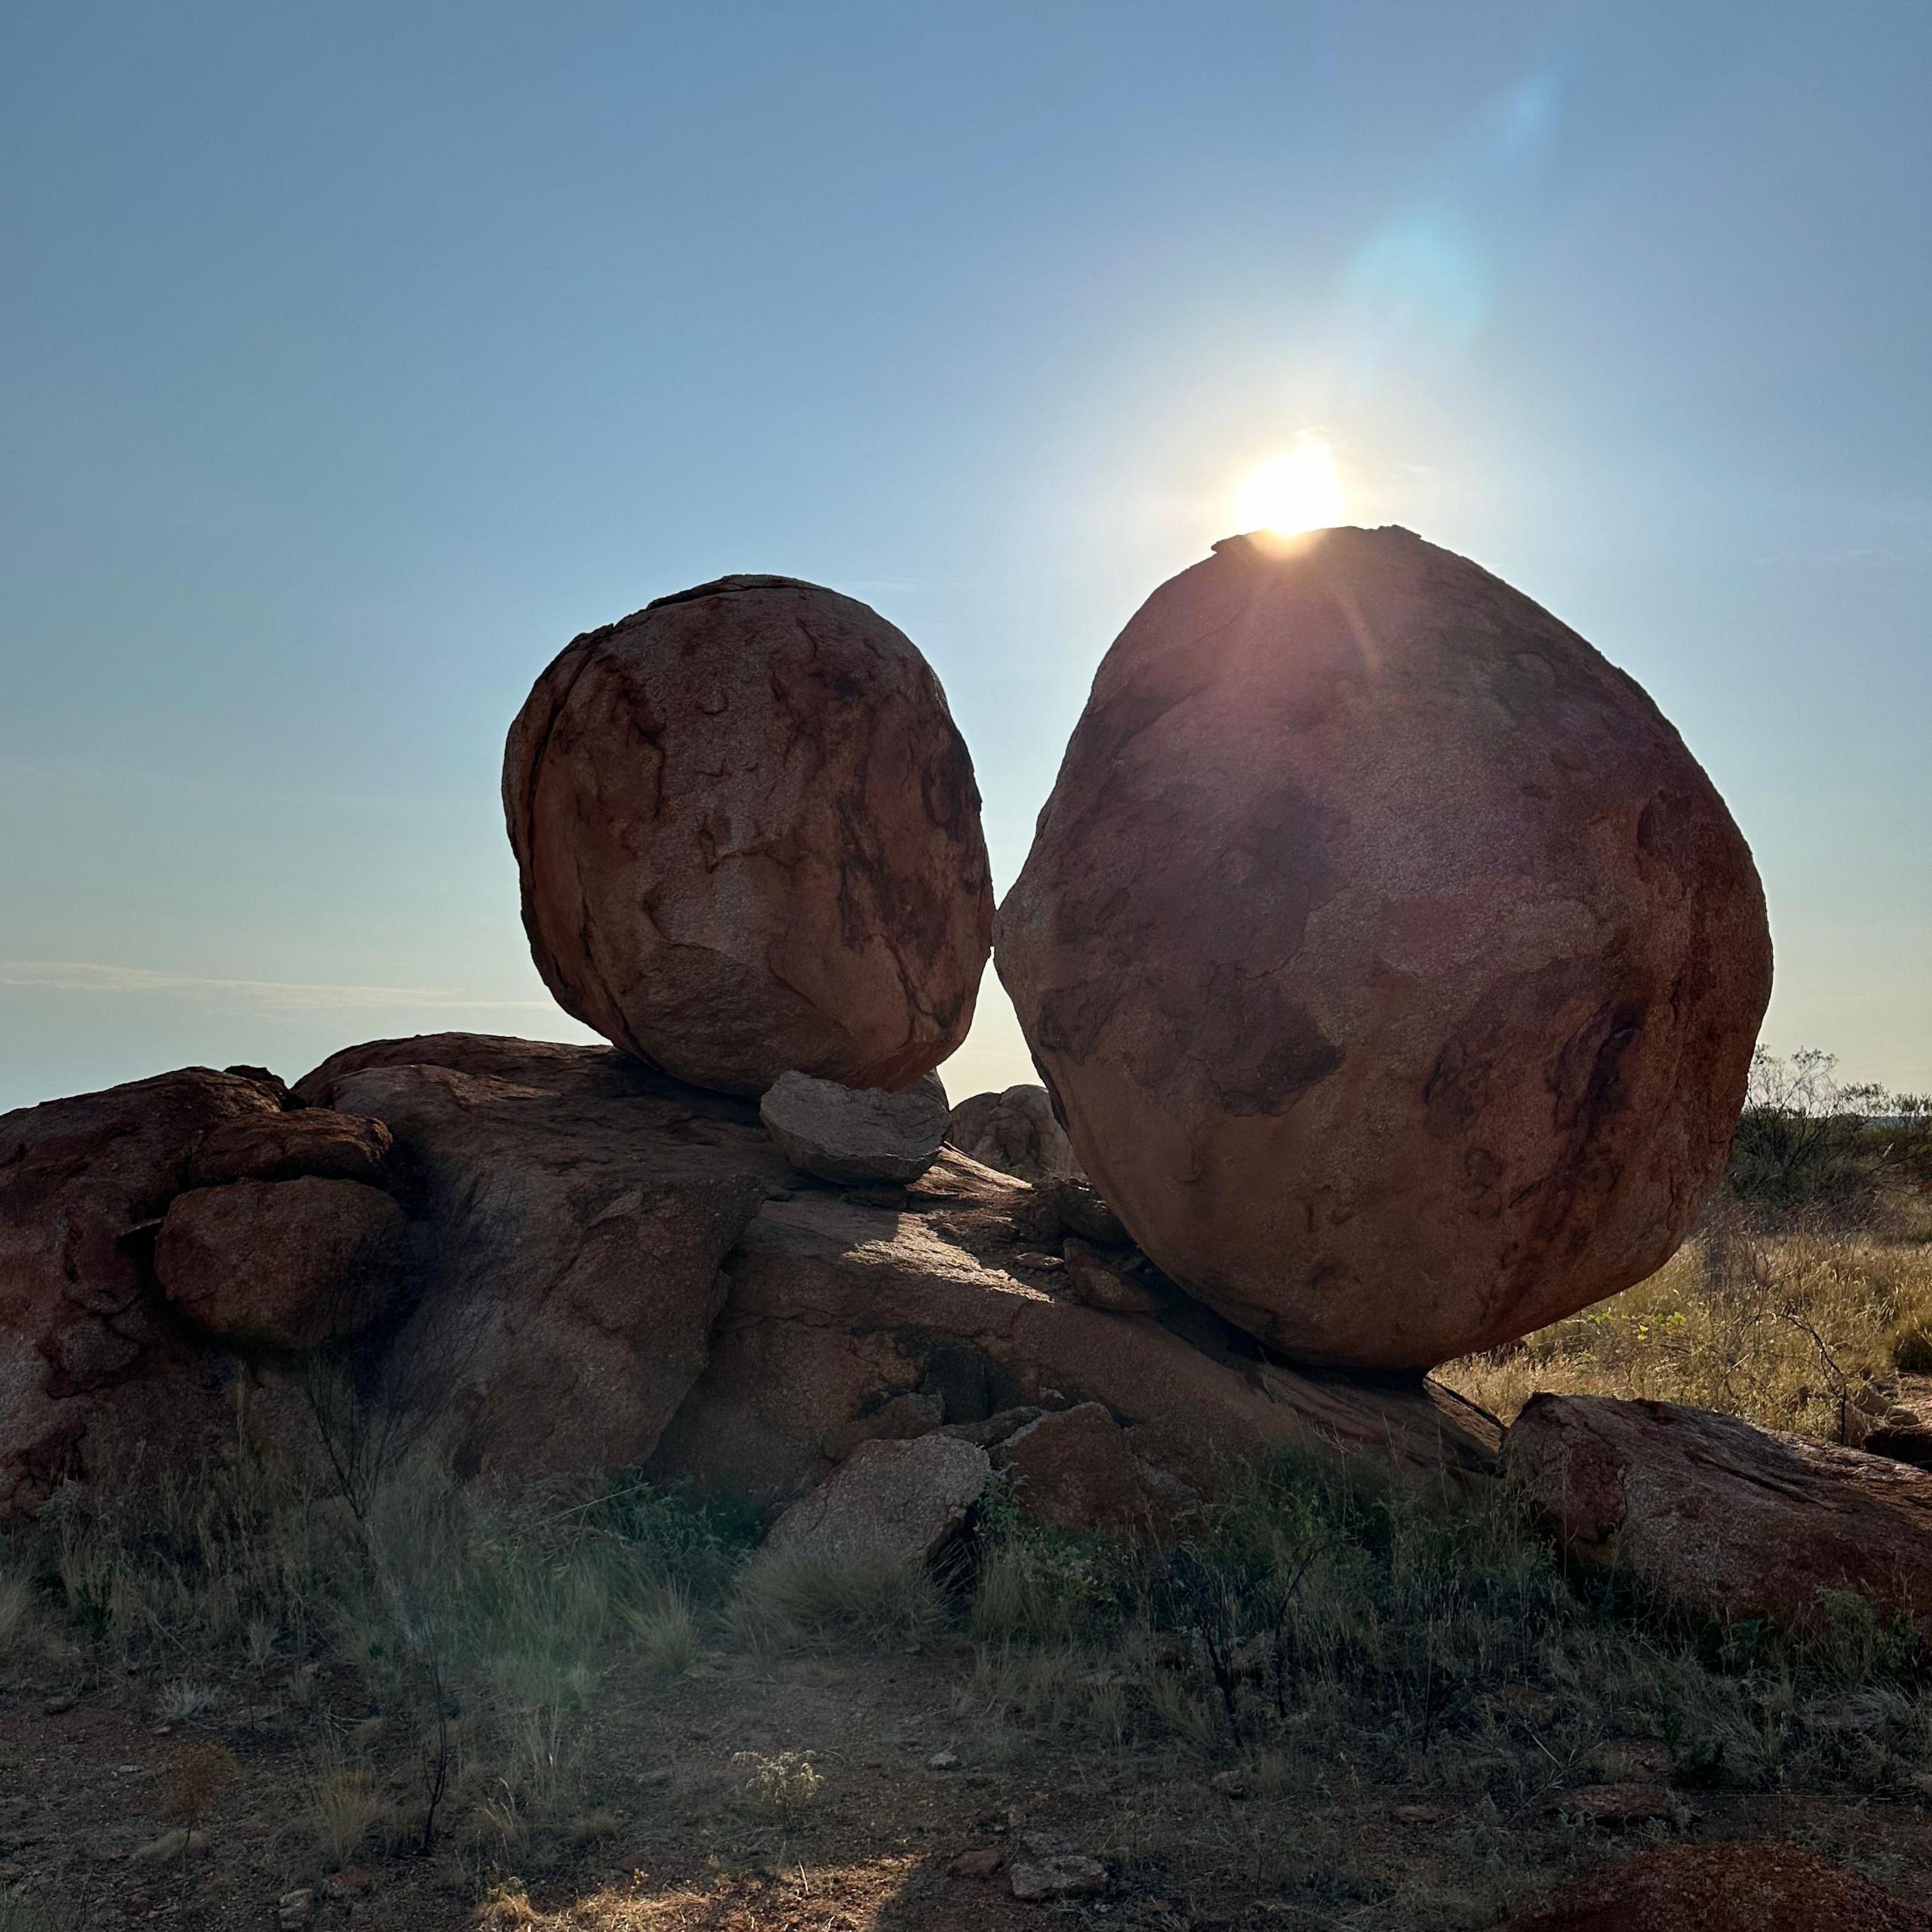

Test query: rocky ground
[7,1629,1932,1930]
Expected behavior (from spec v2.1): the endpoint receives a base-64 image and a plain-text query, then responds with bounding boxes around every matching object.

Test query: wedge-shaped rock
[765,1433,989,1569]
[184,1106,392,1189]
[759,1070,949,1185]
[1507,1392,1932,1637]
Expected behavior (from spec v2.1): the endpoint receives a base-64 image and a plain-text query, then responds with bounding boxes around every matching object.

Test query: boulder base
[503,576,993,1096]
[764,1433,989,1569]
[995,527,1773,1369]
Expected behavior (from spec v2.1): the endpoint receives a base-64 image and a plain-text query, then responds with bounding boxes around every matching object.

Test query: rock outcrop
[1506,1393,1932,1637]
[297,1033,777,1481]
[645,1143,1501,1506]
[996,527,1772,1370]
[946,1083,1078,1182]
[758,1070,949,1185]
[155,1177,408,1350]
[503,576,994,1096]
[183,1106,392,1189]
[0,1068,294,1518]
[1494,1841,1930,1932]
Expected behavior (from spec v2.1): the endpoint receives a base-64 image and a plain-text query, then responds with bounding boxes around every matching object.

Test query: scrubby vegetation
[1443,1048,1932,1434]
[5,1044,1931,1927]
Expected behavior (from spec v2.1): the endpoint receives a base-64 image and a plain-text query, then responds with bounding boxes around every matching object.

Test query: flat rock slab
[765,1433,989,1569]
[759,1070,949,1185]
[1507,1392,1932,1637]
[1494,1840,1930,1931]
[183,1107,391,1189]
[648,1144,1501,1505]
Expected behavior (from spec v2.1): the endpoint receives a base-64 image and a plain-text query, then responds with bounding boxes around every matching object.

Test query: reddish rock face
[1494,1840,1930,1932]
[996,528,1772,1369]
[1506,1392,1932,1638]
[299,1033,778,1481]
[184,1107,391,1189]
[503,575,994,1097]
[155,1177,409,1351]
[0,1068,285,1518]
[645,1144,1501,1506]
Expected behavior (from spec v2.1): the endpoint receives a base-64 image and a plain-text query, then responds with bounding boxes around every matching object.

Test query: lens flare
[1232,442,1346,538]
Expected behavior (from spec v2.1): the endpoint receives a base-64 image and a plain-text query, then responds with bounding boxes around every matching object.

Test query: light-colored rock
[1506,1392,1932,1637]
[759,1071,949,1185]
[1008,1833,1107,1901]
[946,1083,1078,1182]
[299,1033,777,1479]
[503,575,993,1096]
[1493,1841,1930,1932]
[155,1177,408,1350]
[764,1434,989,1569]
[995,527,1773,1369]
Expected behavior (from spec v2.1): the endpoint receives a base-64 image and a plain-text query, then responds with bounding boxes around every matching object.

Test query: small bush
[724,1549,943,1653]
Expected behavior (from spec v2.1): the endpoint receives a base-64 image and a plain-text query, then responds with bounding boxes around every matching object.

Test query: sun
[1232,441,1346,539]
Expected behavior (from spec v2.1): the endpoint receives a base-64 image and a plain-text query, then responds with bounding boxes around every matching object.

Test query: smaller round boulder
[760,1071,949,1186]
[946,1084,1078,1182]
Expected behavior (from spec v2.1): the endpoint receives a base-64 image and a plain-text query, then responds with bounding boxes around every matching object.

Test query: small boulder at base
[759,1070,949,1185]
[764,1434,990,1570]
[1493,1840,1930,1932]
[1506,1393,1932,1637]
[946,1083,1078,1182]
[995,527,1772,1370]
[155,1177,409,1351]
[503,576,994,1096]
[1058,1237,1168,1315]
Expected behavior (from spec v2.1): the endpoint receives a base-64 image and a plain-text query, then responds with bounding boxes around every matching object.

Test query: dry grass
[1441,1204,1932,1434]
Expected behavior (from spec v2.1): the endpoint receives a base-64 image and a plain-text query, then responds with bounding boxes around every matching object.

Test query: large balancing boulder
[995,528,1771,1370]
[504,575,994,1096]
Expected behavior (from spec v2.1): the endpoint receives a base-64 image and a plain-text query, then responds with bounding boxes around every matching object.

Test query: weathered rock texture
[764,1433,990,1569]
[946,1083,1078,1182]
[297,1033,777,1481]
[759,1070,949,1185]
[996,527,1772,1369]
[155,1177,409,1350]
[645,1143,1501,1506]
[1506,1393,1932,1637]
[1494,1840,1930,1932]
[0,1068,288,1518]
[503,576,994,1096]
[184,1106,391,1189]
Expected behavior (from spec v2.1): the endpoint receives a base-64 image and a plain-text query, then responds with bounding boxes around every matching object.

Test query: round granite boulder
[995,527,1771,1370]
[505,576,993,1096]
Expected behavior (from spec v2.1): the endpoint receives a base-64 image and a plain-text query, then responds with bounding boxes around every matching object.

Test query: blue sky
[2,0,1927,1112]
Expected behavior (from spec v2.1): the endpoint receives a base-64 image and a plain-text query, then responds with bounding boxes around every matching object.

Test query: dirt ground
[8,1641,1931,1932]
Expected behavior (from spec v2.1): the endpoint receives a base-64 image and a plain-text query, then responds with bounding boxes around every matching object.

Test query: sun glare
[1232,441,1346,539]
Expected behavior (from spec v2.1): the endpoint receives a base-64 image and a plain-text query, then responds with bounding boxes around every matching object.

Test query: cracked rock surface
[503,574,994,1097]
[996,527,1773,1370]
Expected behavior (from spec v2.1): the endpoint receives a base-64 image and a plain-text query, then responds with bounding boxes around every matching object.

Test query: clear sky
[2,1,1927,1113]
